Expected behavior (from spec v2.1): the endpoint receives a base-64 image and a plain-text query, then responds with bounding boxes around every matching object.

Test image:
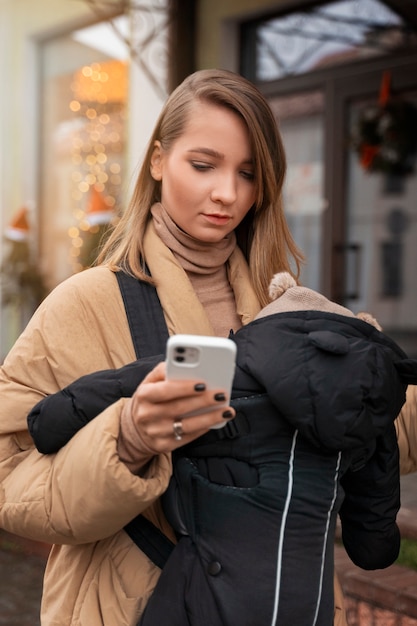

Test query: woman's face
[150,100,257,243]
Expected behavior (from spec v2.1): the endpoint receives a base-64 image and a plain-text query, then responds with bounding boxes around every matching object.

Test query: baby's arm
[339,423,400,570]
[27,355,162,454]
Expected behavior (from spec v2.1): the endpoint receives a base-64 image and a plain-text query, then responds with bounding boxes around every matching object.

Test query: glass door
[269,91,326,291]
[343,75,417,356]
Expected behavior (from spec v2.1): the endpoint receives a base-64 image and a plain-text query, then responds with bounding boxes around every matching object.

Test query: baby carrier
[116,271,411,626]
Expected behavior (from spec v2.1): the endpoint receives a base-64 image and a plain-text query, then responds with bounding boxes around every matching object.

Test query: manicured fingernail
[222,410,234,419]
[214,392,226,402]
[194,383,206,392]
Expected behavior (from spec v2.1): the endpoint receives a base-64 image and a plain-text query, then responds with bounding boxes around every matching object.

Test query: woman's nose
[210,174,237,204]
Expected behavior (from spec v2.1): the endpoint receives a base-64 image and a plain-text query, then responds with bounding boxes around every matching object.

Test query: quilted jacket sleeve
[28,356,162,454]
[0,267,172,545]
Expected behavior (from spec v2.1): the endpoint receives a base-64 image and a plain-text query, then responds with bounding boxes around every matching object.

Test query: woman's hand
[118,362,235,469]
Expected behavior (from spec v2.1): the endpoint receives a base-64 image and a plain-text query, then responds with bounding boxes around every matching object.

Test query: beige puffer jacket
[0,265,173,625]
[0,220,393,625]
[396,384,417,475]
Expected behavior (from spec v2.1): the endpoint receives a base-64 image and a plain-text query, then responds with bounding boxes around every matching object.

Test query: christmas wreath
[351,72,417,176]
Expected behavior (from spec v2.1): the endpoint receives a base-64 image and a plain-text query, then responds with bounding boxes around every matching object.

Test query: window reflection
[253,0,415,81]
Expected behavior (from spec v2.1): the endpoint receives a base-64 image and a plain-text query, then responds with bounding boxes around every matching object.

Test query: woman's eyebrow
[187,147,224,159]
[187,147,254,166]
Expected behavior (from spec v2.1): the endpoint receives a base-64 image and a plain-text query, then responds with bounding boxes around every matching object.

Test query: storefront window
[39,16,129,287]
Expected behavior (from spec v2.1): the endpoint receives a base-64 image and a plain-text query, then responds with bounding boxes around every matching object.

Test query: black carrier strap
[115,270,174,569]
[115,270,169,358]
[124,513,174,570]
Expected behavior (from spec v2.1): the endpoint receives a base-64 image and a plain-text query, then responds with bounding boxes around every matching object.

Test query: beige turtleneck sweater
[151,203,242,337]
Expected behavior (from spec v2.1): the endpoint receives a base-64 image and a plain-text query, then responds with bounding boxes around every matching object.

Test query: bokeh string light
[67,60,127,271]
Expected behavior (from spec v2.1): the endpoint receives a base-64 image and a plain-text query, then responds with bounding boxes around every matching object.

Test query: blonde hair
[98,68,304,307]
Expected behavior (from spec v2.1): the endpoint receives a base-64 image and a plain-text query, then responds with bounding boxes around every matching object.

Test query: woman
[0,68,355,625]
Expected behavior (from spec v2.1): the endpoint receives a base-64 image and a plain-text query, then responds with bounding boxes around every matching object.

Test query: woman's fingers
[127,361,235,452]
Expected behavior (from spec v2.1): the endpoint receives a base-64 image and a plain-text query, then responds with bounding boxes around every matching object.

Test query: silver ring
[173,419,183,441]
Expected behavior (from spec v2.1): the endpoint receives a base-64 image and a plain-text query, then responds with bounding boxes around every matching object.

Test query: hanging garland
[351,71,417,176]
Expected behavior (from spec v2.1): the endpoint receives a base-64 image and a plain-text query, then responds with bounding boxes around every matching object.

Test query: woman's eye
[191,161,212,172]
[241,170,255,181]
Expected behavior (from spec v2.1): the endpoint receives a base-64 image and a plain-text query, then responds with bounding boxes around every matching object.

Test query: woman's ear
[150,140,163,181]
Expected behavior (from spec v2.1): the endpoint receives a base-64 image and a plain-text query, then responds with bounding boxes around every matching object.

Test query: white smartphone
[166,334,237,429]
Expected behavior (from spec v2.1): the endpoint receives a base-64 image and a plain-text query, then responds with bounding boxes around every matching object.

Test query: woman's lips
[202,213,231,225]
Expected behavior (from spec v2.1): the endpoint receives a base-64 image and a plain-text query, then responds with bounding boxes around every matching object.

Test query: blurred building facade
[0,0,416,357]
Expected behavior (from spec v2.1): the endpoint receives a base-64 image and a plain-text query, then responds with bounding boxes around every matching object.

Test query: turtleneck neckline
[151,203,237,275]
